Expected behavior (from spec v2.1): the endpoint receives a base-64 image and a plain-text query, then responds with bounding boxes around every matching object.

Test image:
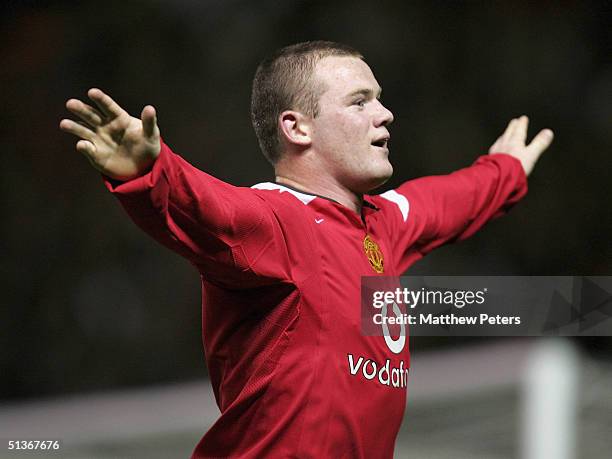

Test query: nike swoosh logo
[315,218,324,224]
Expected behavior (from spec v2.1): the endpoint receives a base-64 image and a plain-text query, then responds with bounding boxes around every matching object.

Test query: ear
[279,110,312,147]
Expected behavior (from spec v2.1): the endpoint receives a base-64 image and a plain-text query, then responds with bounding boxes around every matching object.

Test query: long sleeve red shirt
[104,142,527,458]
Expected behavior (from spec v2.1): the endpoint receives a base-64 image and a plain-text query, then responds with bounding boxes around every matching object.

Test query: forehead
[314,56,380,96]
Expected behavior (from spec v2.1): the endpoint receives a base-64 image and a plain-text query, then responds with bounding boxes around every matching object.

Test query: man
[60,41,553,458]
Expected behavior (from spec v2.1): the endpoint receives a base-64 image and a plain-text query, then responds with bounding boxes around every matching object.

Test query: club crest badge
[363,235,384,274]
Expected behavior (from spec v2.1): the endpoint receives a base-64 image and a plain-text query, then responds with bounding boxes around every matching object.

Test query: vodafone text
[347,354,409,388]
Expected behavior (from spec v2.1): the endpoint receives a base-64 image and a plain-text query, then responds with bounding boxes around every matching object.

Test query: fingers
[141,105,158,139]
[498,115,530,145]
[59,118,96,141]
[66,99,104,127]
[488,116,553,176]
[60,118,98,160]
[501,118,517,140]
[87,88,125,119]
[515,115,529,144]
[76,139,97,157]
[490,117,519,153]
[527,128,554,156]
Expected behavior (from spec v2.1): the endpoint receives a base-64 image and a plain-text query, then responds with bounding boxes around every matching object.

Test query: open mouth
[371,138,389,148]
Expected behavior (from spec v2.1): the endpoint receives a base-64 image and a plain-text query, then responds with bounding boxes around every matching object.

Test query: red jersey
[104,141,527,458]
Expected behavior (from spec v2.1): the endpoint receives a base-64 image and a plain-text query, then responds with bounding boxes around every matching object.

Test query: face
[309,56,394,193]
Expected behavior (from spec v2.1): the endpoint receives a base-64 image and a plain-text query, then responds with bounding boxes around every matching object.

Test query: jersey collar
[252,181,379,211]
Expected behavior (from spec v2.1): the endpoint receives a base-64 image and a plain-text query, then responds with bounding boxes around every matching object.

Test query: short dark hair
[251,41,363,164]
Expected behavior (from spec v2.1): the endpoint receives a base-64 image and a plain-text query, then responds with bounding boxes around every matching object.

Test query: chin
[356,164,394,194]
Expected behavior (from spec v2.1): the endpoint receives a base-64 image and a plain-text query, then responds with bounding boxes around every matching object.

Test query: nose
[374,99,394,127]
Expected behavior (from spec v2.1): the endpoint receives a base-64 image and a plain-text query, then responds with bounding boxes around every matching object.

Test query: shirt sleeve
[375,153,528,273]
[102,140,291,287]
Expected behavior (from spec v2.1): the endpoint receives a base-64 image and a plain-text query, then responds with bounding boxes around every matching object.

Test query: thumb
[526,128,554,158]
[76,139,97,158]
[141,105,159,139]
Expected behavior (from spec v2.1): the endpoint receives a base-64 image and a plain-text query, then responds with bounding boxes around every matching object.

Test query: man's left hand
[488,116,554,176]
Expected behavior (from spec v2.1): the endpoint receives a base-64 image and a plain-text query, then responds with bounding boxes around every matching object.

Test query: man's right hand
[60,88,161,181]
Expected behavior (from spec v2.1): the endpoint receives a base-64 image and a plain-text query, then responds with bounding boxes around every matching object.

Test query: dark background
[2,0,611,400]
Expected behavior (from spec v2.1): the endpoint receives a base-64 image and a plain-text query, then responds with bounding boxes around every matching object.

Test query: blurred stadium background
[2,0,611,457]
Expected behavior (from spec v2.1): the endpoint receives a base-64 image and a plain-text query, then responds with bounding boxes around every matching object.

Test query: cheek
[321,110,368,139]
[341,112,369,135]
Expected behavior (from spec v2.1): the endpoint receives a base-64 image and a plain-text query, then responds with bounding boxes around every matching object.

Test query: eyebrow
[345,87,383,100]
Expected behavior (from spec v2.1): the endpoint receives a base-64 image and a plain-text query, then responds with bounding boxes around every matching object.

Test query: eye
[354,98,366,108]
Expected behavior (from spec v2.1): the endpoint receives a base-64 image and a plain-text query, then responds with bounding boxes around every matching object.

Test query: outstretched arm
[60,89,290,285]
[488,115,554,176]
[60,88,161,181]
[375,116,554,273]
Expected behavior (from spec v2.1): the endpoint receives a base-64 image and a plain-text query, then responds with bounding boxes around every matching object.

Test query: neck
[274,173,363,213]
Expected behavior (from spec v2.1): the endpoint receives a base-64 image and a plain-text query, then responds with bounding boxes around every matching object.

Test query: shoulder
[368,189,411,223]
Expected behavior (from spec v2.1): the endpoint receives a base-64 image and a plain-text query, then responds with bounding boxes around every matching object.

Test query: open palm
[60,88,161,181]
